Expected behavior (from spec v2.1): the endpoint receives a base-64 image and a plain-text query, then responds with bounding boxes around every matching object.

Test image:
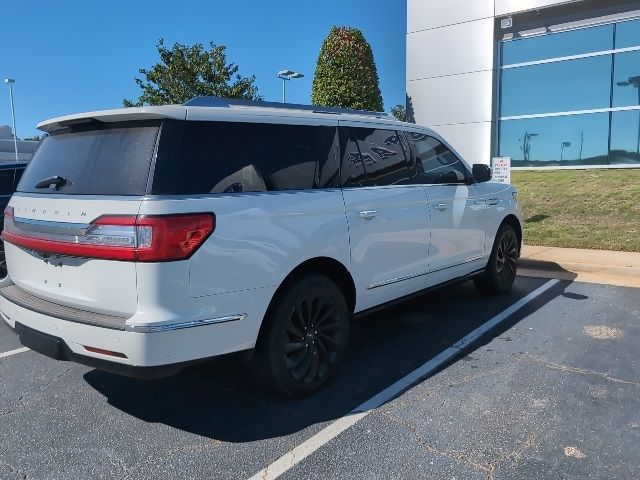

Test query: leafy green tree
[23,135,43,141]
[312,27,383,112]
[124,39,260,107]
[390,104,407,122]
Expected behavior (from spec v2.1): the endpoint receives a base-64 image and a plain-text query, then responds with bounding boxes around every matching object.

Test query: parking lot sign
[492,157,511,184]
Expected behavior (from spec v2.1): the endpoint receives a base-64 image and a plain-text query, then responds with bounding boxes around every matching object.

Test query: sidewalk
[518,245,640,288]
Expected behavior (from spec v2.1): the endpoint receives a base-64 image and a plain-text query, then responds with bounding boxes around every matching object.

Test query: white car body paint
[0,102,522,372]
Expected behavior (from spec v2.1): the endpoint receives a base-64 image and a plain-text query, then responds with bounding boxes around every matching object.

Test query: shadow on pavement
[84,277,570,443]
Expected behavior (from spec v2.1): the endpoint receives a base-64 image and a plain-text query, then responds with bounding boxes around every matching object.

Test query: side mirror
[472,164,491,183]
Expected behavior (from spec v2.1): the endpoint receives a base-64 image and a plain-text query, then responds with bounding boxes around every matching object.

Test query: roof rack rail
[183,96,391,118]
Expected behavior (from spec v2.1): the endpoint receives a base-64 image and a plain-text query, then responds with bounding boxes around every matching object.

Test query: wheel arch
[255,256,356,346]
[500,214,523,255]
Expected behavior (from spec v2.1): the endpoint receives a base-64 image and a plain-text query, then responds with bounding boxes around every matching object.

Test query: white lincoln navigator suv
[0,97,522,396]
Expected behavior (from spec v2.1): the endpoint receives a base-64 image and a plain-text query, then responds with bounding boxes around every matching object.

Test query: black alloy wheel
[495,228,518,287]
[474,224,519,295]
[250,275,349,396]
[283,292,343,384]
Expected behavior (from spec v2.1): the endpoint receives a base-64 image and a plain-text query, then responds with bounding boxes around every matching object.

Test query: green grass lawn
[511,169,640,252]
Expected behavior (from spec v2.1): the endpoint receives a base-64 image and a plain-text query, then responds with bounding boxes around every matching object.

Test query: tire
[250,275,349,397]
[474,224,519,295]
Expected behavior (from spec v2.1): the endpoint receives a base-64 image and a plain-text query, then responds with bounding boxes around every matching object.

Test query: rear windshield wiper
[35,175,68,190]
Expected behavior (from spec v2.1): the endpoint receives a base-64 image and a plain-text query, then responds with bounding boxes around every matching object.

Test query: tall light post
[277,69,304,103]
[560,141,571,162]
[4,78,18,161]
[520,131,539,163]
[617,76,640,155]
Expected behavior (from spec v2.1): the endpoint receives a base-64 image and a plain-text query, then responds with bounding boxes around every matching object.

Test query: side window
[14,167,24,189]
[339,127,368,187]
[352,128,411,186]
[0,169,14,195]
[152,121,337,195]
[405,132,469,185]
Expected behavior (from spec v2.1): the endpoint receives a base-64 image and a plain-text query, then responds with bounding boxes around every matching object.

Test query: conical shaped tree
[312,27,383,112]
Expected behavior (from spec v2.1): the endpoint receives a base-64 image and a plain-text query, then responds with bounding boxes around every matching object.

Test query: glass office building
[407,0,640,169]
[499,18,640,167]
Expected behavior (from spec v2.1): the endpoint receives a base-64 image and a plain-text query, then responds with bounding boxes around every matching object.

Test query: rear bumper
[0,286,262,375]
[13,322,184,379]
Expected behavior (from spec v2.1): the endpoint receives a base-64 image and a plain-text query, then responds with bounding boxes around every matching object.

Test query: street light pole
[4,78,18,161]
[277,70,304,103]
[282,77,287,104]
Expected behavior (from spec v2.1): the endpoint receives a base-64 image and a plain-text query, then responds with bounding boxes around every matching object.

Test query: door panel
[342,187,430,309]
[426,184,486,272]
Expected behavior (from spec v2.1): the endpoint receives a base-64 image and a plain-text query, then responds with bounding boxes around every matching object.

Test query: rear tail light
[2,208,214,262]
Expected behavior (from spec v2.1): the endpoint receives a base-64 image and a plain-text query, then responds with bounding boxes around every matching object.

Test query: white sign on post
[492,157,511,185]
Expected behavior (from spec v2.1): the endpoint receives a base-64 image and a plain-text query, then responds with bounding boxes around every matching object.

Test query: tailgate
[3,194,141,317]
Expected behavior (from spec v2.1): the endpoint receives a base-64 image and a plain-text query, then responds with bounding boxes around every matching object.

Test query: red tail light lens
[2,212,214,262]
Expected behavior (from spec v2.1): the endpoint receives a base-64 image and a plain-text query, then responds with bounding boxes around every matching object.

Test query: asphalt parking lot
[1,275,639,480]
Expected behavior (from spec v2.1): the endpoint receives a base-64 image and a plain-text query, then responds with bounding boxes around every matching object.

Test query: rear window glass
[18,121,159,195]
[151,121,337,195]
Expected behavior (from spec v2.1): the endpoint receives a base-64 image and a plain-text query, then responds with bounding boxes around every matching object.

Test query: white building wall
[406,0,496,165]
[406,0,581,165]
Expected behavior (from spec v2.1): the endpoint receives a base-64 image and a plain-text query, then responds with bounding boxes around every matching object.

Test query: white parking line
[248,279,560,480]
[0,347,29,359]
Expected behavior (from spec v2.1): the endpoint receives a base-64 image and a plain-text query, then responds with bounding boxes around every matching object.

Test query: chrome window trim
[124,314,247,333]
[500,105,640,122]
[501,45,640,69]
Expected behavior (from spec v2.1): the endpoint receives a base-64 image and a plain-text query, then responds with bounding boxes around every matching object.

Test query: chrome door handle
[487,198,499,205]
[356,210,379,219]
[433,203,447,211]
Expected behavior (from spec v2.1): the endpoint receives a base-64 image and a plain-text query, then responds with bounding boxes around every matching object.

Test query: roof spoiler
[184,96,391,119]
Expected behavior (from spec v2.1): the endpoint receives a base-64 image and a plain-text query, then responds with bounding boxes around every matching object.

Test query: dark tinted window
[500,55,612,117]
[616,19,640,49]
[0,169,14,195]
[352,128,410,186]
[610,110,640,165]
[406,132,469,184]
[339,127,368,187]
[13,167,24,188]
[498,113,610,167]
[152,121,337,194]
[18,122,159,195]
[501,24,613,66]
[612,50,640,108]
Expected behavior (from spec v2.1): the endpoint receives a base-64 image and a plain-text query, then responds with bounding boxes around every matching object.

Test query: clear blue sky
[0,0,407,139]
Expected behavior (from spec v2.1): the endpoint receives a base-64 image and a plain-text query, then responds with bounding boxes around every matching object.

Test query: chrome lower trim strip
[367,271,429,290]
[124,314,247,333]
[366,255,486,290]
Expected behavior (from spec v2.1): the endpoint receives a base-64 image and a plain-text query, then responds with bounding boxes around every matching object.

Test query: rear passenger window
[0,169,14,195]
[405,132,469,185]
[339,127,368,187]
[152,121,337,195]
[352,128,411,186]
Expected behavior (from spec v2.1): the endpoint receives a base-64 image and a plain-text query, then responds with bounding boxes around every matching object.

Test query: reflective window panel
[613,50,640,107]
[499,113,610,167]
[501,55,612,117]
[610,110,640,164]
[615,19,640,49]
[501,24,613,65]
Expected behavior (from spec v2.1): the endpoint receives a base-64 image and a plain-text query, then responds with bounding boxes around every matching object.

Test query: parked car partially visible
[0,162,28,279]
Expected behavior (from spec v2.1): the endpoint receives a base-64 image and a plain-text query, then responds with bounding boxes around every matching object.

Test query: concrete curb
[518,258,640,278]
